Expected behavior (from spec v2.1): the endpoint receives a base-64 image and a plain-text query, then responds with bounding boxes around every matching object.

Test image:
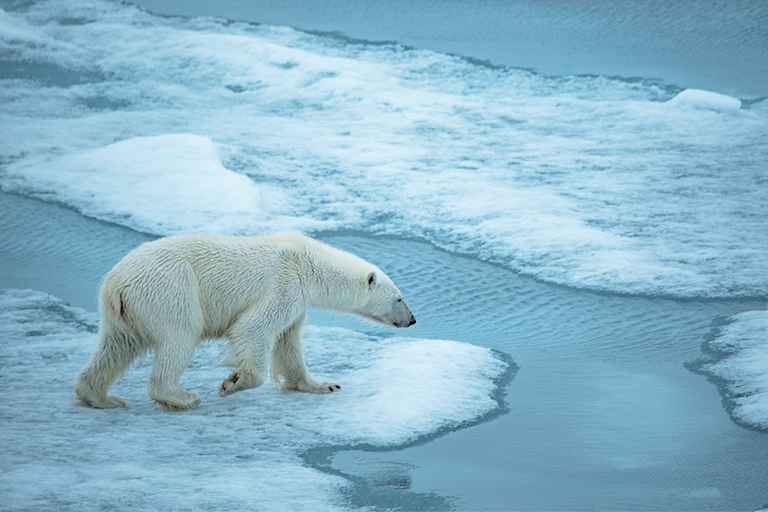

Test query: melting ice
[0,289,509,510]
[696,310,768,431]
[1,1,766,298]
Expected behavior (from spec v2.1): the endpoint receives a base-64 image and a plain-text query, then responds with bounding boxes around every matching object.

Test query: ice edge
[299,350,519,511]
[685,314,768,434]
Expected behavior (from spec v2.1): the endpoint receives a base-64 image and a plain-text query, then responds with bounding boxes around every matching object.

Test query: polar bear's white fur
[73,233,415,411]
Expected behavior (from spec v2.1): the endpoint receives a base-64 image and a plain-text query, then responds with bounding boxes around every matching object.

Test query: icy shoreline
[2,1,767,509]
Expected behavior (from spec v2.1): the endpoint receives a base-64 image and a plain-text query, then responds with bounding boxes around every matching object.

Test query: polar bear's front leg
[295,377,342,394]
[218,307,273,398]
[218,369,264,397]
[271,313,341,394]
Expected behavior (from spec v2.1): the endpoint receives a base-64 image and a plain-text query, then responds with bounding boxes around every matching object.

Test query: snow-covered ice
[0,7,49,45]
[666,89,742,112]
[1,1,766,298]
[0,134,306,235]
[0,289,509,510]
[696,310,768,431]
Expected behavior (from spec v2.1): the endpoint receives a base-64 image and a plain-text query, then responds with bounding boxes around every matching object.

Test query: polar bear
[73,233,415,411]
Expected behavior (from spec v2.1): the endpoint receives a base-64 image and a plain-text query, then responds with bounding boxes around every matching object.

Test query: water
[133,0,768,99]
[2,191,766,510]
[1,1,767,510]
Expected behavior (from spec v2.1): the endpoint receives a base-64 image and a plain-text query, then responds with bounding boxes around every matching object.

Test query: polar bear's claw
[154,400,198,412]
[294,379,341,394]
[218,372,238,397]
[219,371,261,397]
[102,395,127,408]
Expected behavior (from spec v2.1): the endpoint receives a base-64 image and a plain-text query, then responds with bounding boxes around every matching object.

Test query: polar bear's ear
[367,271,377,290]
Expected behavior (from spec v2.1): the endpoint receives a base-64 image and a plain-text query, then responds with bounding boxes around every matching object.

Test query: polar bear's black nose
[408,315,416,327]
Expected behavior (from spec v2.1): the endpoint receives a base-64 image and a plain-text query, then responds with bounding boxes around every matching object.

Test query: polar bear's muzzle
[393,301,416,328]
[395,314,416,328]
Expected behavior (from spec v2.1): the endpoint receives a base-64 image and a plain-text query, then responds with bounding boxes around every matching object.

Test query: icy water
[1,1,767,510]
[2,191,767,511]
[134,0,768,98]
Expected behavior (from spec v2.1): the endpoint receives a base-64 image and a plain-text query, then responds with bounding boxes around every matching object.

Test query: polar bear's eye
[397,298,402,302]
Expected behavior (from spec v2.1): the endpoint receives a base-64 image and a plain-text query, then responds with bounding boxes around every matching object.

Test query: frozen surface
[0,134,303,235]
[0,289,508,510]
[1,1,767,298]
[131,0,768,98]
[667,89,742,112]
[697,310,768,431]
[0,7,48,45]
[1,2,767,507]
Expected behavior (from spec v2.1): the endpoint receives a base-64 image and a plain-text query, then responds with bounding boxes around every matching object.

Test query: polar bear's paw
[152,391,201,412]
[99,395,128,408]
[218,371,261,397]
[75,393,127,409]
[295,378,341,394]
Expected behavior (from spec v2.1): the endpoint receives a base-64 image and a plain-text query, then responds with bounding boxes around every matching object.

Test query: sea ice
[0,134,311,235]
[0,288,509,510]
[1,0,766,300]
[667,89,742,112]
[698,310,768,431]
[0,8,49,46]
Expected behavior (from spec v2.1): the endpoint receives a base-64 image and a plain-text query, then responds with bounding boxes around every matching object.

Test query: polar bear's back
[100,232,380,337]
[101,233,312,336]
[111,232,305,277]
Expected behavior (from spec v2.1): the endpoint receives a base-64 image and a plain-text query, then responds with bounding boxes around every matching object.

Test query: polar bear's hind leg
[73,327,144,408]
[147,337,201,411]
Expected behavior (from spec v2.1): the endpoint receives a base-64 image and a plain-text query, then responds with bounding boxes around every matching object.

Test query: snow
[667,88,742,112]
[1,1,766,298]
[1,2,766,508]
[0,0,768,297]
[0,134,312,235]
[0,8,49,46]
[0,289,508,510]
[699,310,768,430]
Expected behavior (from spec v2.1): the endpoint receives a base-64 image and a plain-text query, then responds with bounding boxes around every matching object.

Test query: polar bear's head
[357,270,416,328]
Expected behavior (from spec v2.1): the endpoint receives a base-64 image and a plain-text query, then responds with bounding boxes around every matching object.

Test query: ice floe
[0,288,510,510]
[694,310,768,431]
[667,88,742,112]
[0,134,310,235]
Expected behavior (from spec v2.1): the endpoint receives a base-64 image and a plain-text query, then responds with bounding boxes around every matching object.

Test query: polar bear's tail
[103,287,131,326]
